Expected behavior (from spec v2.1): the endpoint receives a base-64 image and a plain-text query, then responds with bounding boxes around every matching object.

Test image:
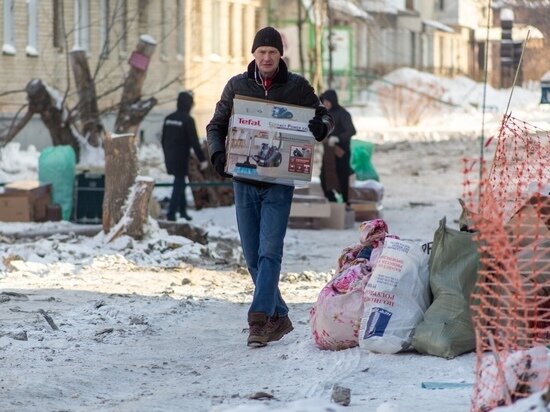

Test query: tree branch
[0,89,26,98]
[0,105,34,146]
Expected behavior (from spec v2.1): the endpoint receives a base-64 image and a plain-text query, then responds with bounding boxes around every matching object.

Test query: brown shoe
[247,312,268,348]
[266,315,294,342]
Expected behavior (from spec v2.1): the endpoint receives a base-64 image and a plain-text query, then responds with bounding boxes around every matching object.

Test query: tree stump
[125,177,155,239]
[102,132,138,233]
[105,177,155,242]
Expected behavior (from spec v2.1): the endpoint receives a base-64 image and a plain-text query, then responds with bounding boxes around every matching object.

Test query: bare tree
[0,1,184,240]
[311,0,327,92]
[0,1,178,154]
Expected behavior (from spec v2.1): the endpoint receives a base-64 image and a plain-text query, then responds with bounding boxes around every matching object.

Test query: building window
[406,0,414,11]
[2,0,16,55]
[191,0,202,56]
[410,32,416,66]
[53,0,64,51]
[176,0,184,59]
[160,0,167,56]
[254,7,261,31]
[138,0,148,34]
[100,0,110,58]
[26,0,39,56]
[439,36,444,71]
[438,0,444,11]
[119,0,128,52]
[211,1,221,56]
[241,7,247,59]
[74,0,90,51]
[228,3,234,58]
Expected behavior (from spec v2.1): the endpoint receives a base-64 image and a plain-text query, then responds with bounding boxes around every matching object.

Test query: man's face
[253,46,281,78]
[322,99,332,110]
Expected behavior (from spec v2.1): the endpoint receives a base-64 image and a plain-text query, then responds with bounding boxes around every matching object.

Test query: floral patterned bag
[309,220,394,350]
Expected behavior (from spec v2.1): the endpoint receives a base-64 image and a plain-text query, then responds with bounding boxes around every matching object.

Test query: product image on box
[225,96,316,186]
[289,145,312,173]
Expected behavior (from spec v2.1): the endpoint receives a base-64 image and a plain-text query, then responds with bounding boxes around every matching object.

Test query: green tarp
[38,146,76,220]
[350,139,379,181]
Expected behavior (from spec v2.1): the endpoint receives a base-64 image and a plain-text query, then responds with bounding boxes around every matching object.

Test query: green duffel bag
[411,217,480,359]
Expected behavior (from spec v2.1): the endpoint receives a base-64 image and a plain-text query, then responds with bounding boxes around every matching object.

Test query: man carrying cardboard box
[207,26,334,348]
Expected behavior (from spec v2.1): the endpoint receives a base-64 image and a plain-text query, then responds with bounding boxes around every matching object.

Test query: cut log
[70,50,103,147]
[102,132,138,233]
[124,177,155,240]
[104,177,155,243]
[157,220,208,245]
[0,224,102,239]
[0,220,207,245]
[114,35,158,135]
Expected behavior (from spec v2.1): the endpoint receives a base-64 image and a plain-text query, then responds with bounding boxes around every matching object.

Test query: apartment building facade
[0,0,267,145]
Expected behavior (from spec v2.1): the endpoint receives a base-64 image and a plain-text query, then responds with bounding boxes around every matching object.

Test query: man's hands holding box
[308,117,328,142]
[212,152,232,178]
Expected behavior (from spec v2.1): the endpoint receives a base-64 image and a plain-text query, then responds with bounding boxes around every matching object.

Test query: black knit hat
[251,27,284,56]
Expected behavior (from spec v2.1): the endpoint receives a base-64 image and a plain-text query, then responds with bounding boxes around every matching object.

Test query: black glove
[308,117,327,142]
[212,152,232,178]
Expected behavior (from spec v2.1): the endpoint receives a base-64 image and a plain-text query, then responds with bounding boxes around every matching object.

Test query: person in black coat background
[319,89,356,205]
[161,91,208,221]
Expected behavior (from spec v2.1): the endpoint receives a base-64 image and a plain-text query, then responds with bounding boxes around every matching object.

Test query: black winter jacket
[161,93,206,177]
[206,59,333,162]
[319,89,356,152]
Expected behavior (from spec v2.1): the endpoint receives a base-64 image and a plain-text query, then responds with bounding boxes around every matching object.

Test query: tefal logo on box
[238,117,261,126]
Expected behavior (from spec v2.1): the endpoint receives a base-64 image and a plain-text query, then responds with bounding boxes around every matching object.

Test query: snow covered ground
[0,69,548,411]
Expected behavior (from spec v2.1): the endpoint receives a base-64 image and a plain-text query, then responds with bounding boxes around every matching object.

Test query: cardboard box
[290,194,331,218]
[0,194,33,222]
[4,180,51,198]
[225,96,316,185]
[320,203,356,230]
[350,202,383,222]
[2,180,52,222]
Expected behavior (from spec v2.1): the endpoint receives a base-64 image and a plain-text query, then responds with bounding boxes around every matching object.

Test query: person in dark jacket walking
[319,89,356,205]
[206,27,334,348]
[161,91,208,221]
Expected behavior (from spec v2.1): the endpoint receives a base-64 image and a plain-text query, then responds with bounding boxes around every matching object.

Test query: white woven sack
[358,238,430,353]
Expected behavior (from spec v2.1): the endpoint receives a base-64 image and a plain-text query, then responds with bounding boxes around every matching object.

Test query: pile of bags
[310,217,479,358]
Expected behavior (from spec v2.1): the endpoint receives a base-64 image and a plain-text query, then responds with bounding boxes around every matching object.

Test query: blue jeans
[233,181,294,318]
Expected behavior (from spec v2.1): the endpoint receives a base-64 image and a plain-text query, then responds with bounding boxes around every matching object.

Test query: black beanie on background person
[251,26,284,56]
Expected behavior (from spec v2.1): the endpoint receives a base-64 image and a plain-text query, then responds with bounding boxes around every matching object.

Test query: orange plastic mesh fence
[464,115,549,411]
